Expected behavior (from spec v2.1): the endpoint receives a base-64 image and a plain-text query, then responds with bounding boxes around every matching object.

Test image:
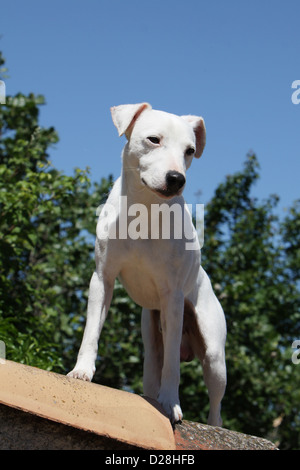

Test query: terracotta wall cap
[0,359,175,450]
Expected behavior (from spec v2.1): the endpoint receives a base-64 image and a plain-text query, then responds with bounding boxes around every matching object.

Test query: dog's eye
[147,136,160,145]
[186,147,195,156]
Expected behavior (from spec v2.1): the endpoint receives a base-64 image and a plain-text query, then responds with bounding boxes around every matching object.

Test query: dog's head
[111,103,206,199]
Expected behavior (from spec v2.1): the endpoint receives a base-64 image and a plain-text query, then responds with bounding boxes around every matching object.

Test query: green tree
[0,51,143,390]
[1,51,299,449]
[184,154,300,449]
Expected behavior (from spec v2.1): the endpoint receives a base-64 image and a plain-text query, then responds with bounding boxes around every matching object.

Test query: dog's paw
[158,393,183,424]
[207,411,223,427]
[171,403,183,424]
[67,367,94,382]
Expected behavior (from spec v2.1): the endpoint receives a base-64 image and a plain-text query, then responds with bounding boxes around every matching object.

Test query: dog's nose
[165,171,186,193]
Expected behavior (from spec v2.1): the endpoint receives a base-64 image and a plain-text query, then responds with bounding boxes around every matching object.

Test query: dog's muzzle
[165,171,186,194]
[142,170,186,198]
[155,170,186,197]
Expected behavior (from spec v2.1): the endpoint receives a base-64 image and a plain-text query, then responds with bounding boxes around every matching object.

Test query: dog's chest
[117,241,177,310]
[118,250,162,309]
[116,237,197,310]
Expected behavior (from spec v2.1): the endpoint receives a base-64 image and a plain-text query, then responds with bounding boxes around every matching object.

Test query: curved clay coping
[0,359,175,450]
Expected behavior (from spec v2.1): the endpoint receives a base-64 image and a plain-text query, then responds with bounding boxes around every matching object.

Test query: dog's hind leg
[186,268,227,427]
[141,308,163,400]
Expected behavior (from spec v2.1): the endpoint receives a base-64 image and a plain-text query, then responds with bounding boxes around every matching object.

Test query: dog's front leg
[158,292,184,423]
[142,308,163,400]
[67,271,114,382]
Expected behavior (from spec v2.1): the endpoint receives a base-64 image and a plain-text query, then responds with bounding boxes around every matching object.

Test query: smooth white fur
[68,103,226,425]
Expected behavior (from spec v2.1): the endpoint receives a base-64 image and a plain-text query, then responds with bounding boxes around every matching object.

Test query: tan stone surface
[0,359,175,450]
[174,420,278,450]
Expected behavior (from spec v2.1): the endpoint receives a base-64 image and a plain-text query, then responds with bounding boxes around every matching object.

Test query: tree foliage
[197,155,300,449]
[0,51,299,449]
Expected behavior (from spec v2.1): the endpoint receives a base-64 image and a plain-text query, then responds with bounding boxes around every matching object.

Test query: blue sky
[1,0,299,215]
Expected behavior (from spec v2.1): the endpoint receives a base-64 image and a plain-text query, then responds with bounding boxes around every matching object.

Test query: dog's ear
[110,103,152,139]
[181,115,206,158]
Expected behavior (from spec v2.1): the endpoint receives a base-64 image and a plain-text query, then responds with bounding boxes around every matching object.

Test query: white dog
[68,103,227,425]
